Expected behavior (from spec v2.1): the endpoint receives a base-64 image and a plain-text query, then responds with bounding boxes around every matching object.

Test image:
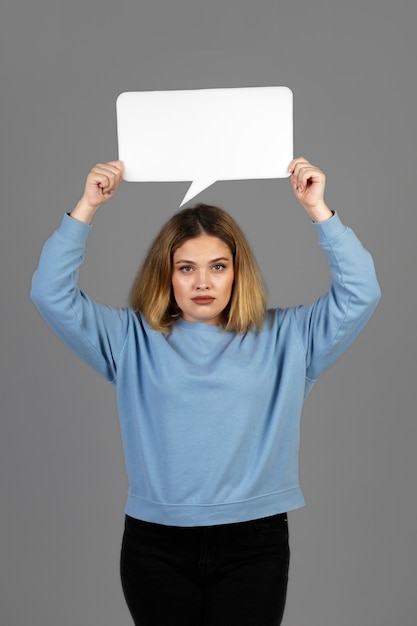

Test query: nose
[195,269,209,290]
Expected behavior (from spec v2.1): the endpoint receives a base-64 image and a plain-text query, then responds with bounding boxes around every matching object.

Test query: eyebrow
[174,257,231,265]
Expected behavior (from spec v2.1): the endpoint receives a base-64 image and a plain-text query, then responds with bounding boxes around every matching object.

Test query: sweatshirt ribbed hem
[124,488,306,527]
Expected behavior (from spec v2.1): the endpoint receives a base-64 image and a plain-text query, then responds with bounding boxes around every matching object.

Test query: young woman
[31,158,381,625]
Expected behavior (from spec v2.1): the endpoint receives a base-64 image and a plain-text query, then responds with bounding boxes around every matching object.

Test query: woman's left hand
[288,157,333,222]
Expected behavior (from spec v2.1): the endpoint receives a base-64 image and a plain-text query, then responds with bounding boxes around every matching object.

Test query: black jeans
[120,513,290,626]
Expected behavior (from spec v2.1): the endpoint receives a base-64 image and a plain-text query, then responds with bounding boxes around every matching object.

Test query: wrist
[306,203,333,223]
[70,198,100,224]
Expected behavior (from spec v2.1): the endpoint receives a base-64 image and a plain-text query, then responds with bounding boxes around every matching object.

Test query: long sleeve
[291,212,381,386]
[30,210,382,526]
[31,214,131,382]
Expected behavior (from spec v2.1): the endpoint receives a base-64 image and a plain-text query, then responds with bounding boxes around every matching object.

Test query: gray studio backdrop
[1,1,416,625]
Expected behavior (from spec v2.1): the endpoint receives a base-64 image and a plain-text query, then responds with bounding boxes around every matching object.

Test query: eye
[212,264,226,271]
[179,265,194,273]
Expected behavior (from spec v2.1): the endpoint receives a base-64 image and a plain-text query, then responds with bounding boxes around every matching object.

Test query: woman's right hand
[71,160,124,224]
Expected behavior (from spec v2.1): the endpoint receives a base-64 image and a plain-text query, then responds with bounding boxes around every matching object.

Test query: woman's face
[172,235,234,325]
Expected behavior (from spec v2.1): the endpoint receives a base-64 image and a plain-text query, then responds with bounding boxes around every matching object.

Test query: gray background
[1,1,416,624]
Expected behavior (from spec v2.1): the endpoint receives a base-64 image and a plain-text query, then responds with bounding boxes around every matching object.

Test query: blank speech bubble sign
[116,86,293,206]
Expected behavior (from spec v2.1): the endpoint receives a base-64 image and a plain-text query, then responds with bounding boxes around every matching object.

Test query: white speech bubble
[116,86,293,207]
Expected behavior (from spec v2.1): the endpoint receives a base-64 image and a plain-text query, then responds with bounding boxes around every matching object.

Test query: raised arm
[31,161,130,382]
[285,158,381,387]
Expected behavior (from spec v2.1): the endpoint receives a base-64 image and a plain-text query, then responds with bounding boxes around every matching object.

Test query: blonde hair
[128,204,267,333]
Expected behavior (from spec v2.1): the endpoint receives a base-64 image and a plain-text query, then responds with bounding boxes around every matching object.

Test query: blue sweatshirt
[31,212,380,526]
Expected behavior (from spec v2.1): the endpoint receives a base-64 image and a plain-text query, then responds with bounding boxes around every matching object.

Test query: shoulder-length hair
[128,204,267,333]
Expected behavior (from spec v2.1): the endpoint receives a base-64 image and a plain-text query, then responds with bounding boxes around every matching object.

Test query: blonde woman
[31,158,380,625]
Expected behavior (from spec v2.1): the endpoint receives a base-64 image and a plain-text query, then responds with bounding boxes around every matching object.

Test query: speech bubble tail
[179,179,217,207]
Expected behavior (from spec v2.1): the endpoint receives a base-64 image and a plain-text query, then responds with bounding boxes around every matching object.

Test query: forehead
[173,235,232,260]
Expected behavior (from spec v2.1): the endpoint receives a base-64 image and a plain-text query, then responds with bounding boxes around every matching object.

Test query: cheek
[223,275,235,300]
[171,275,186,301]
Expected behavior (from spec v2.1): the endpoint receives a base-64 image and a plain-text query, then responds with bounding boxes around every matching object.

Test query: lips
[191,296,215,304]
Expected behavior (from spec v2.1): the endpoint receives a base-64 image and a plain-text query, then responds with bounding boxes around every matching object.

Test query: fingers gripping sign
[84,161,125,208]
[287,157,332,222]
[71,160,124,224]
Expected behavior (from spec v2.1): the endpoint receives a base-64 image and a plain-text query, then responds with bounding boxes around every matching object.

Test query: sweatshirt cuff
[57,213,92,245]
[313,211,347,245]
